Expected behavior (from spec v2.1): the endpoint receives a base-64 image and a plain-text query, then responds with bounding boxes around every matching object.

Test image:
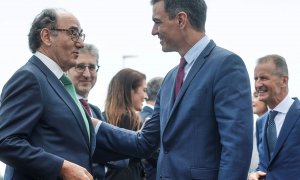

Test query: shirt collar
[271,95,294,114]
[184,35,210,65]
[77,94,88,101]
[34,51,64,79]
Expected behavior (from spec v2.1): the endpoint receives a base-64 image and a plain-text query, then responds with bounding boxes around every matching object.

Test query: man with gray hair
[67,43,105,180]
[248,54,300,180]
[139,77,163,180]
[0,8,94,179]
[140,77,163,123]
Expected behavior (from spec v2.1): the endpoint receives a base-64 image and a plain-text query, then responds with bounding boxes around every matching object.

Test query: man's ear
[40,28,52,46]
[281,75,289,87]
[177,12,187,29]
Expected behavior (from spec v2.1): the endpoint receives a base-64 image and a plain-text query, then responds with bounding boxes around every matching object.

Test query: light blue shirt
[271,95,294,137]
[97,36,211,132]
[183,35,210,81]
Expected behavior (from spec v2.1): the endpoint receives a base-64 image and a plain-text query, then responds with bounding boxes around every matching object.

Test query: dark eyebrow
[68,26,80,31]
[152,17,160,22]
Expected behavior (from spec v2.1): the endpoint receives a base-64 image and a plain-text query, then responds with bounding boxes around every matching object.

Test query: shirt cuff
[94,121,102,133]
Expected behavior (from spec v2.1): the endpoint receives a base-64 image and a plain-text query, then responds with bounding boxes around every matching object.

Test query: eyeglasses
[74,63,99,73]
[51,28,85,42]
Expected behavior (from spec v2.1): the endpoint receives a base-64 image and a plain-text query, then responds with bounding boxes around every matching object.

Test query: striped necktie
[267,110,278,159]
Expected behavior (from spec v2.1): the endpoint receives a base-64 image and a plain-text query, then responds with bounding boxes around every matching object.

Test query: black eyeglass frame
[74,63,100,73]
[51,28,85,42]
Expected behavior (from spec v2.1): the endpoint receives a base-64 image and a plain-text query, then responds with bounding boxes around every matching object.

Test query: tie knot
[179,57,187,67]
[79,98,92,116]
[60,74,72,85]
[269,110,278,120]
[79,98,88,105]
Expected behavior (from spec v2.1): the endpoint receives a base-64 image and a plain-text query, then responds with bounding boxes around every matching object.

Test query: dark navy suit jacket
[256,114,266,171]
[257,98,300,179]
[0,56,96,179]
[89,104,106,180]
[140,106,154,123]
[139,105,158,180]
[90,104,104,122]
[96,40,253,179]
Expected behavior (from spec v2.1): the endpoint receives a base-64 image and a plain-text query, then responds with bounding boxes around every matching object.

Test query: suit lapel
[88,115,96,154]
[29,56,91,148]
[90,104,103,120]
[88,104,102,153]
[270,98,300,164]
[166,41,216,129]
[159,69,177,131]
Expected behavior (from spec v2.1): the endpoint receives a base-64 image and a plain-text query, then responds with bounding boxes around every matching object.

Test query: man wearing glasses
[67,43,106,180]
[68,43,100,110]
[0,8,94,180]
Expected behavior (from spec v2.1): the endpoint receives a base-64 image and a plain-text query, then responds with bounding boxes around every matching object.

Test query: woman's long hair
[104,68,146,130]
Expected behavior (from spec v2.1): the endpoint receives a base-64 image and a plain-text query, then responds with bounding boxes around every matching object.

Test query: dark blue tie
[267,110,278,159]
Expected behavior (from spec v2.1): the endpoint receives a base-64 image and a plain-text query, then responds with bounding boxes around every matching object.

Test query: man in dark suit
[67,43,105,180]
[249,92,268,172]
[139,77,163,180]
[248,55,300,180]
[140,77,163,123]
[0,8,94,179]
[94,0,253,179]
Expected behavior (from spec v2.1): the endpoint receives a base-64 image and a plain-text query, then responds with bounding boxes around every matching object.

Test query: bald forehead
[55,9,81,29]
[55,9,72,16]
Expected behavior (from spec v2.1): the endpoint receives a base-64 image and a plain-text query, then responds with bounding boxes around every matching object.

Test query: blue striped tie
[267,110,278,159]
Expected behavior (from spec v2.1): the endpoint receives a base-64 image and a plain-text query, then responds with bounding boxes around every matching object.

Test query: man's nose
[82,67,91,77]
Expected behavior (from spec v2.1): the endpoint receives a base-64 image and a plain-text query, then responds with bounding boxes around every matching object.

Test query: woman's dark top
[102,112,145,180]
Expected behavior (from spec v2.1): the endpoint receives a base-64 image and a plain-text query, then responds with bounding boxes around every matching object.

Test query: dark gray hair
[150,0,207,32]
[28,8,58,53]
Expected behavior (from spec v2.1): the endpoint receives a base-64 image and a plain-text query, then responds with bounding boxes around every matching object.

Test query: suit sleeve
[94,107,160,161]
[0,70,64,179]
[213,54,253,179]
[255,117,266,172]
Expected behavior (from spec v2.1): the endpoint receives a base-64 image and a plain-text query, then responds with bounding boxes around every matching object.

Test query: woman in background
[249,91,268,172]
[103,68,148,180]
[252,91,268,117]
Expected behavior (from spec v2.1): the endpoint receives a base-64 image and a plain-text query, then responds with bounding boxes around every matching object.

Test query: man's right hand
[248,171,267,180]
[60,160,93,180]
